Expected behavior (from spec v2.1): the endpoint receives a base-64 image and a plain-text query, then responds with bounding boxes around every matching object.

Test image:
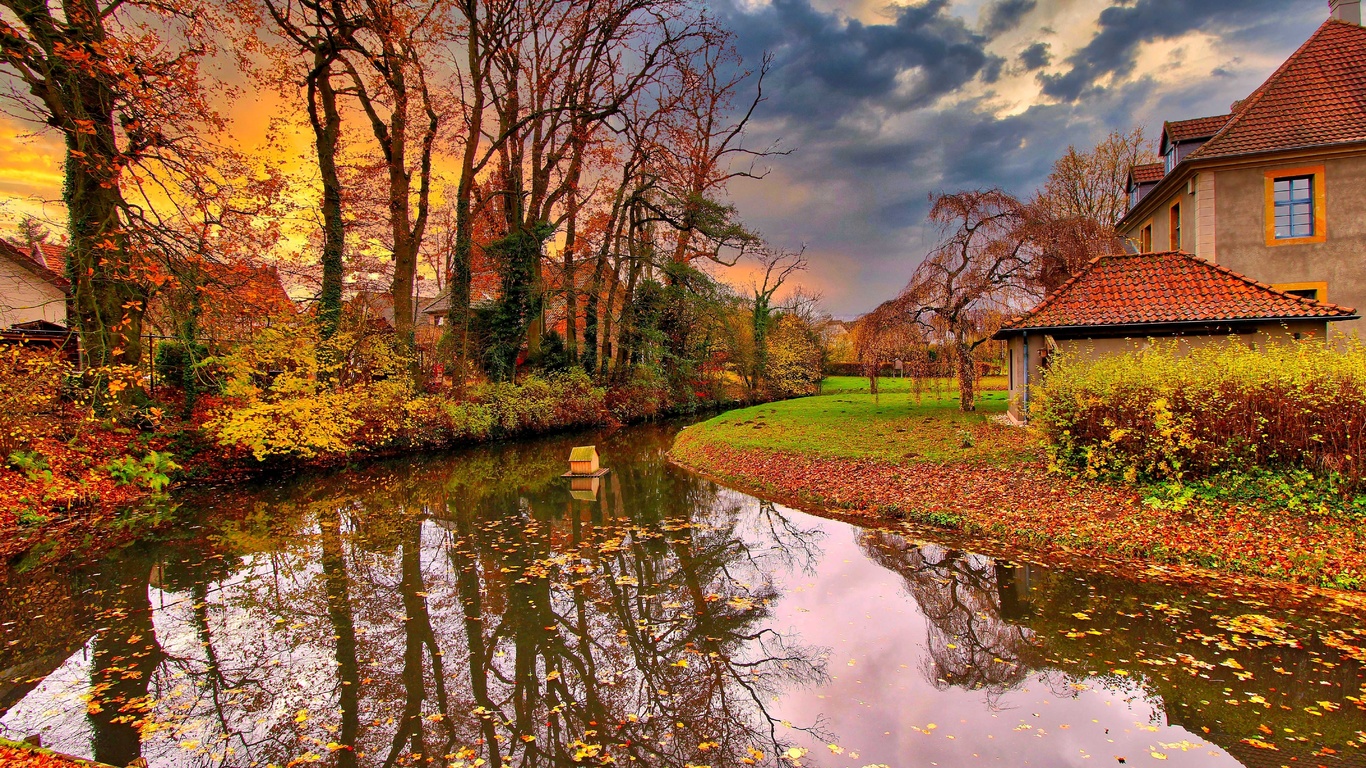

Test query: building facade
[0,240,67,328]
[1118,8,1366,335]
[995,251,1357,424]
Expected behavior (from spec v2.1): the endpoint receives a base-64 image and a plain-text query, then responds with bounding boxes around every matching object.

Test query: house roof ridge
[1004,254,1108,327]
[0,237,68,290]
[1187,19,1366,163]
[1162,114,1233,144]
[1188,23,1327,158]
[1186,250,1354,312]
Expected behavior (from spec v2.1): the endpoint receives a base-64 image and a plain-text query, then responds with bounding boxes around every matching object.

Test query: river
[1,421,1364,767]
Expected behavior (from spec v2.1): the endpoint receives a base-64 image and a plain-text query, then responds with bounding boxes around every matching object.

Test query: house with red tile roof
[1118,3,1366,335]
[0,238,68,328]
[993,251,1358,423]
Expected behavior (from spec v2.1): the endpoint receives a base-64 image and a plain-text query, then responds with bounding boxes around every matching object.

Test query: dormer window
[1164,144,1177,174]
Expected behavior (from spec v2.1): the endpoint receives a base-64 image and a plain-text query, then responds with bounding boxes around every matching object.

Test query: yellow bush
[210,390,359,461]
[1034,336,1366,487]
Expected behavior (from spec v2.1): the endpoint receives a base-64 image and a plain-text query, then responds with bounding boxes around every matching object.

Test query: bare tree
[339,0,448,349]
[1034,127,1156,230]
[893,190,1032,411]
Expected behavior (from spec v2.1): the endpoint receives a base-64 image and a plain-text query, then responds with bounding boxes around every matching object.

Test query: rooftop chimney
[1332,0,1362,24]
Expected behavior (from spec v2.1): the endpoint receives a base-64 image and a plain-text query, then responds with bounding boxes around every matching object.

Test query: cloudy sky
[0,0,1336,316]
[714,0,1331,315]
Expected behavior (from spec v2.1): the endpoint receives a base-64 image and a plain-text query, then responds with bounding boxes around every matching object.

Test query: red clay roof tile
[0,239,68,290]
[1188,20,1366,161]
[998,251,1357,332]
[1130,163,1164,184]
[1163,114,1231,145]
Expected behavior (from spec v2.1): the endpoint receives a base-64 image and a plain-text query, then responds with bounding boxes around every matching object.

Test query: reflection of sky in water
[0,427,1361,768]
[742,497,1239,767]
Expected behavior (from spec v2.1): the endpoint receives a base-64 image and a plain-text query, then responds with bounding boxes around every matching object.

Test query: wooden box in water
[568,446,600,475]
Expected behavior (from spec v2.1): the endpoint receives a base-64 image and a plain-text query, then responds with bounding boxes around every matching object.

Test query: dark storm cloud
[1019,41,1051,71]
[713,0,1327,315]
[981,0,1038,37]
[1040,0,1321,101]
[720,0,1004,123]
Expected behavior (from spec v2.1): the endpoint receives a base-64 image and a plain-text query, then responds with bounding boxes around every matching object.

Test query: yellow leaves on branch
[211,391,360,462]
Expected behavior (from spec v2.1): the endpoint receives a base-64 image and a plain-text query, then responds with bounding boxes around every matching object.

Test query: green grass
[683,376,1034,466]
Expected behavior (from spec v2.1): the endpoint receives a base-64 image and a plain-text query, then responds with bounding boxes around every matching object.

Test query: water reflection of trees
[859,531,1044,701]
[2,426,828,768]
[859,527,1366,767]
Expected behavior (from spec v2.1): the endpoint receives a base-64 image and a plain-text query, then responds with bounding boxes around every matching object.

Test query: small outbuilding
[994,250,1359,424]
[567,446,600,476]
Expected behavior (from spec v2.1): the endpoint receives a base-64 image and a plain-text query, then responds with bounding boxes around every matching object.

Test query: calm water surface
[2,422,1366,768]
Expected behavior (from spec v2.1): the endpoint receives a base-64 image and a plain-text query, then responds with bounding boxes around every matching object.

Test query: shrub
[1034,337,1366,489]
[209,389,361,461]
[605,367,671,422]
[207,369,607,463]
[154,339,211,391]
[764,314,824,398]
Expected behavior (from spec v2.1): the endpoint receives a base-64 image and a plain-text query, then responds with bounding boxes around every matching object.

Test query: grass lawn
[693,375,1033,466]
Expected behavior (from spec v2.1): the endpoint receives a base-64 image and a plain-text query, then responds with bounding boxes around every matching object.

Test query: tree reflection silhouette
[859,531,1041,701]
[88,549,165,767]
[42,425,828,767]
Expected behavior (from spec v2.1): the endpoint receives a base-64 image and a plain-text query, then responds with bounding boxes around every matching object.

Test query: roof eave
[994,313,1358,339]
[1117,142,1366,232]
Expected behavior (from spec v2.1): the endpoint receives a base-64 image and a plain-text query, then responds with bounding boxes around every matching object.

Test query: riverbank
[670,376,1366,591]
[0,738,107,767]
[0,367,771,567]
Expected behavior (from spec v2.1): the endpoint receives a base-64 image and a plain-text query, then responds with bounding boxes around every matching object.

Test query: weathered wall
[1213,153,1366,336]
[0,256,65,327]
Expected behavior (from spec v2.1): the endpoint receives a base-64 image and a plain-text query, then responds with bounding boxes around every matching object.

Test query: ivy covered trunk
[65,145,146,372]
[310,60,346,340]
[444,192,474,386]
[61,64,147,374]
[484,225,548,381]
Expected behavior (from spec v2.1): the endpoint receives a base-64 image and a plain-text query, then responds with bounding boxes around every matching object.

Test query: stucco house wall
[1123,179,1204,258]
[1210,152,1366,337]
[0,254,66,327]
[1004,321,1330,423]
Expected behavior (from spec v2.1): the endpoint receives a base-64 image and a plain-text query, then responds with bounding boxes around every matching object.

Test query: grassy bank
[671,376,1366,591]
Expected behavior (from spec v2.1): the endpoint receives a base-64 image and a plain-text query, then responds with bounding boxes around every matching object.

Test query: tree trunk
[387,74,417,347]
[612,250,642,382]
[561,188,580,363]
[309,60,346,340]
[64,130,146,373]
[956,338,976,412]
[447,192,474,388]
[445,2,485,391]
